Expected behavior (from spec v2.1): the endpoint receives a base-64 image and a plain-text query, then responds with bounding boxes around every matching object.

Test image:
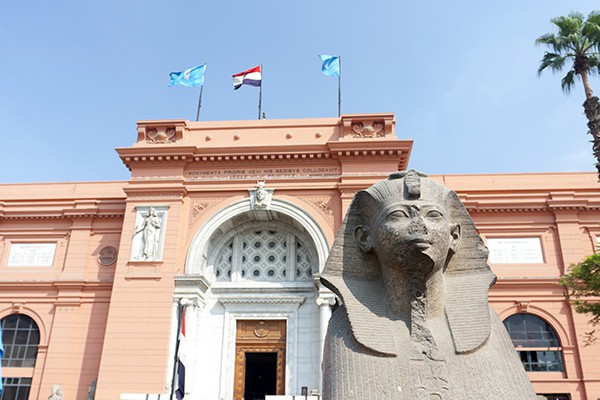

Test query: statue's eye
[388,210,409,219]
[426,210,444,219]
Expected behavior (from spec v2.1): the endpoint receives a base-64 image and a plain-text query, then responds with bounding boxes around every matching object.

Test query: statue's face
[360,199,459,272]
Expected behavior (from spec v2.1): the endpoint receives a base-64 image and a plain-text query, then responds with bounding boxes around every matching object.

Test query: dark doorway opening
[244,352,277,400]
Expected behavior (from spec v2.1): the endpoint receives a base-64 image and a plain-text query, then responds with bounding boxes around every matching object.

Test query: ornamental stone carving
[249,181,274,210]
[351,121,385,138]
[145,127,176,144]
[97,246,117,266]
[320,170,538,399]
[191,201,207,218]
[253,320,270,338]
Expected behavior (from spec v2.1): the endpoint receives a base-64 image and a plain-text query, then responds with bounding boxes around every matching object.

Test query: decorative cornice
[218,296,306,306]
[467,205,600,213]
[0,281,113,292]
[191,147,334,163]
[174,274,211,293]
[123,186,187,200]
[0,199,125,221]
[118,140,412,170]
[0,213,124,220]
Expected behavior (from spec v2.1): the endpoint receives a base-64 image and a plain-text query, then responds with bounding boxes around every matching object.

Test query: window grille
[1,314,40,368]
[214,229,315,282]
[0,377,32,400]
[503,314,563,372]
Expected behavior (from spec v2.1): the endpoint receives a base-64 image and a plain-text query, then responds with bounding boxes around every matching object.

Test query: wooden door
[233,320,286,400]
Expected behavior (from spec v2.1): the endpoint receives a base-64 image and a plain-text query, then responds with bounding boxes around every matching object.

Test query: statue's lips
[408,239,432,249]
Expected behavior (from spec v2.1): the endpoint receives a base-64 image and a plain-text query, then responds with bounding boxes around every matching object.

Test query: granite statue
[321,171,538,399]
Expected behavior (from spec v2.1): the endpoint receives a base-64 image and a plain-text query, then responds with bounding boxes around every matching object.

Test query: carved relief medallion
[253,320,270,338]
[97,246,117,266]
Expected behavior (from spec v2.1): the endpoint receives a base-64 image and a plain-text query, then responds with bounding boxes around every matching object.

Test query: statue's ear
[449,224,461,253]
[355,225,374,252]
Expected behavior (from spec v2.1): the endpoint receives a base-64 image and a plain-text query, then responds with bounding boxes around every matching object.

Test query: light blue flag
[319,55,340,77]
[169,64,206,87]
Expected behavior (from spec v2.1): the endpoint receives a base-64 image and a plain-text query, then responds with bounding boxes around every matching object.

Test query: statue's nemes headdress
[321,170,496,356]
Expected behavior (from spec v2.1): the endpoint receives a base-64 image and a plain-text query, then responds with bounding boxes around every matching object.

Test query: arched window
[503,313,563,372]
[1,314,40,400]
[211,224,317,283]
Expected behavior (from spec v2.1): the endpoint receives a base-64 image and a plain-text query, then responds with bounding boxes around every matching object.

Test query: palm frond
[536,32,573,53]
[552,13,584,38]
[536,32,558,45]
[589,54,600,76]
[584,11,600,45]
[561,70,577,93]
[538,52,568,75]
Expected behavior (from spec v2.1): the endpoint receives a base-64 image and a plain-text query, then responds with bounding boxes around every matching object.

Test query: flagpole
[338,57,342,117]
[258,64,263,120]
[170,300,184,399]
[195,85,204,121]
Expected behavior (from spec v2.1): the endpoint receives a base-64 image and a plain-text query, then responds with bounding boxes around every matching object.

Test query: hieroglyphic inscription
[410,358,450,399]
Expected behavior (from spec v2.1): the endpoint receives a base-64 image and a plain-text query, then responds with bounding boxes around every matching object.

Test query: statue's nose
[407,216,427,235]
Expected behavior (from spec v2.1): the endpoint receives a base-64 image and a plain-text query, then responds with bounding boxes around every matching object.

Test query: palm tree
[537,11,600,174]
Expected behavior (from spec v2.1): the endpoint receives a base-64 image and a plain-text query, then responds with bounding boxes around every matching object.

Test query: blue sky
[1,1,599,183]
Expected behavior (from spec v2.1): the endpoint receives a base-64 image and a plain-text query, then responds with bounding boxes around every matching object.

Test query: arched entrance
[175,198,331,400]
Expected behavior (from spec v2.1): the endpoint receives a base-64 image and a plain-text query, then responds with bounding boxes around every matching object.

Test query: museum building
[0,113,599,400]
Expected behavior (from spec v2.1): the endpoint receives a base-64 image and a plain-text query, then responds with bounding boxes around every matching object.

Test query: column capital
[316,293,337,307]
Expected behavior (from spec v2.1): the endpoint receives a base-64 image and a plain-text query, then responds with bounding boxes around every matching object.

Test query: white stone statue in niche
[48,384,64,400]
[133,206,164,261]
[250,181,274,210]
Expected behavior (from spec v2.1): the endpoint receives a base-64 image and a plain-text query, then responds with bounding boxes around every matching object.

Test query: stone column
[315,293,336,393]
[183,299,200,397]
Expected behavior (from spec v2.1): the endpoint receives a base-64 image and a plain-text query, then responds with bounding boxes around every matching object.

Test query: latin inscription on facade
[185,166,341,181]
[486,238,544,264]
[7,243,56,267]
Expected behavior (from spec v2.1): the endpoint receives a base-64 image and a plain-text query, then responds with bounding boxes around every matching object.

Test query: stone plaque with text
[7,243,57,267]
[487,238,544,264]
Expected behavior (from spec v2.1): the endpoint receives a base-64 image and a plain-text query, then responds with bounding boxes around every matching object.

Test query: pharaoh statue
[320,171,538,399]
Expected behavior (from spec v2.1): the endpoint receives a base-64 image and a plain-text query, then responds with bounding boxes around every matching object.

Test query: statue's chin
[410,254,436,276]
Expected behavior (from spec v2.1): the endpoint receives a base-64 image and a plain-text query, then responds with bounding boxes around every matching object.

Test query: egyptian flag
[176,308,186,400]
[232,65,262,90]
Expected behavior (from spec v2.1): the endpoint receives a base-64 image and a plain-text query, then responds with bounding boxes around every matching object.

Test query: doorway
[244,352,277,400]
[234,320,286,400]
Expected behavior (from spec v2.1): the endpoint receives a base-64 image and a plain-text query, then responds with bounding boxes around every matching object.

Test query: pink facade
[0,114,599,400]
